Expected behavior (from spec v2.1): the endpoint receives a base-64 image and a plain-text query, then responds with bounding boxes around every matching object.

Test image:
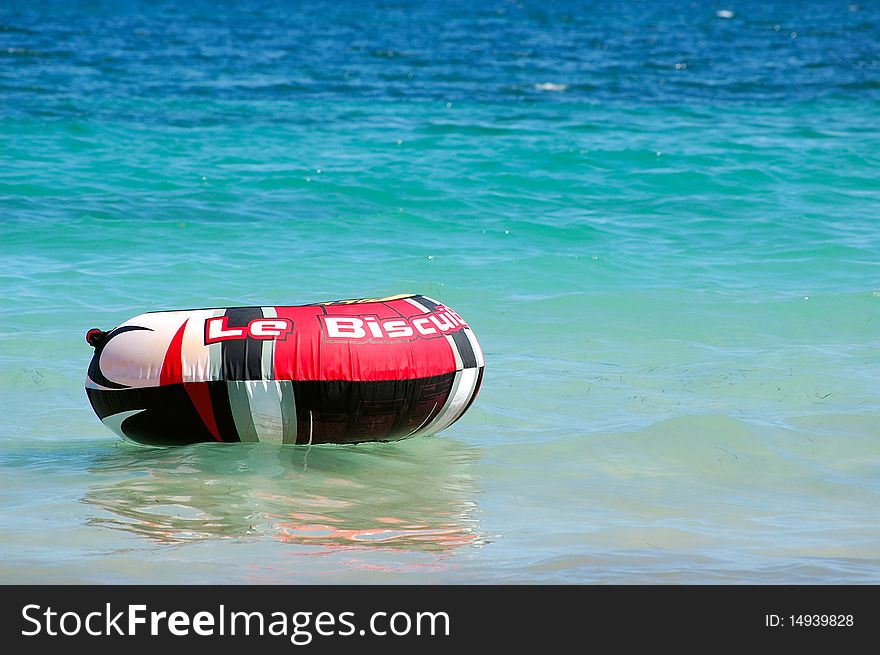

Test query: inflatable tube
[84,294,484,446]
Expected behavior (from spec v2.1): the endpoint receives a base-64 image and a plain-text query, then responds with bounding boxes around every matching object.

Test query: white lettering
[364,317,383,338]
[59,612,81,636]
[371,611,387,636]
[291,612,313,645]
[315,612,336,636]
[21,604,41,636]
[44,607,57,636]
[205,317,245,342]
[151,611,167,635]
[321,311,467,340]
[390,611,411,636]
[248,318,292,338]
[129,604,146,635]
[337,612,356,636]
[446,309,468,327]
[412,317,437,335]
[416,611,450,636]
[429,313,455,332]
[268,612,288,636]
[192,611,214,636]
[383,319,414,338]
[106,604,125,635]
[167,611,189,636]
[85,611,102,636]
[324,317,366,339]
[231,611,264,636]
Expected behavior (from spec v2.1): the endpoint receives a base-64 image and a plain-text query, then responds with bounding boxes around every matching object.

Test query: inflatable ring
[85,294,484,446]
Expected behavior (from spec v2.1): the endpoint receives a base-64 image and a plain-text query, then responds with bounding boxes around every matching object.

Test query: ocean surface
[1,0,878,583]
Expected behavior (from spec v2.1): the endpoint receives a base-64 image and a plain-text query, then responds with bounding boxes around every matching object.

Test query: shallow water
[1,0,879,583]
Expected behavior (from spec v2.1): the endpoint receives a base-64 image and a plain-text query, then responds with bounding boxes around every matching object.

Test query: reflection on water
[82,438,484,552]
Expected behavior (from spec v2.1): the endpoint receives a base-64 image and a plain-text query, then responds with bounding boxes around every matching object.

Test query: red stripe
[157,319,222,442]
[185,382,222,442]
[272,302,458,382]
[159,319,189,386]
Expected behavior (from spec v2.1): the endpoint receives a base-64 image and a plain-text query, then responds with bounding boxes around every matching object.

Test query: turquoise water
[1,0,879,583]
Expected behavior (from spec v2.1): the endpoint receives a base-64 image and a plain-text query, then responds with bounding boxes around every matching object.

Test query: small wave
[534,82,568,93]
[716,10,735,19]
[3,47,42,57]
